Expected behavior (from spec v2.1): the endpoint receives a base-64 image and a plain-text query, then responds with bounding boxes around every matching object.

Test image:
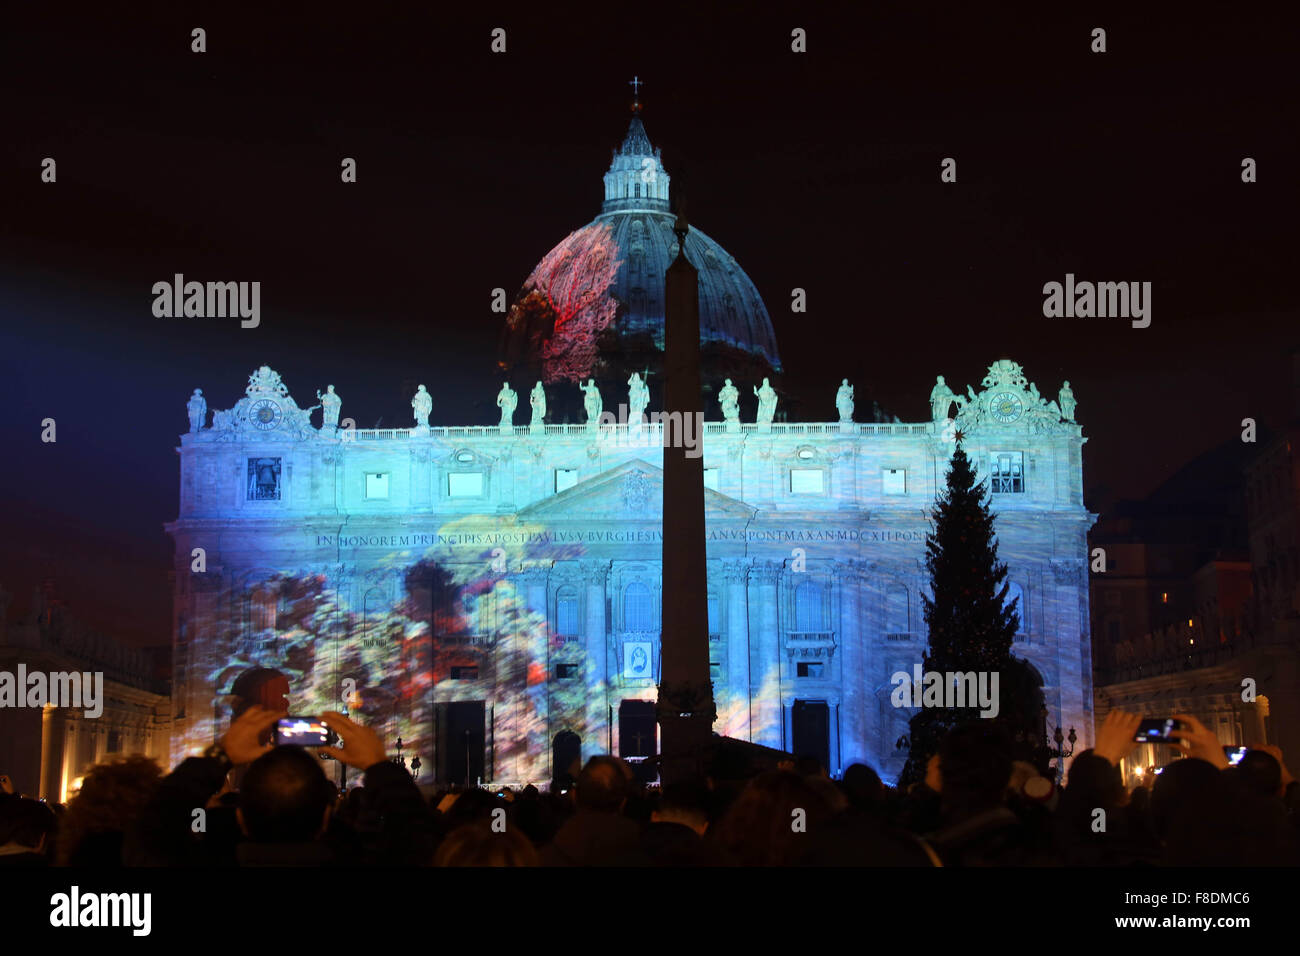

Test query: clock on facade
[989,391,1024,424]
[250,398,283,430]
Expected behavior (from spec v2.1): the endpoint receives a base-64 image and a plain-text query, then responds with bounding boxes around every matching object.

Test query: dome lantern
[603,85,670,214]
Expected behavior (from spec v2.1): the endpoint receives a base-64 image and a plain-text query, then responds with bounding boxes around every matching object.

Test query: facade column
[722,560,751,740]
[835,560,866,771]
[40,706,67,802]
[1051,560,1091,757]
[330,563,357,705]
[522,565,552,782]
[748,561,782,749]
[581,560,610,756]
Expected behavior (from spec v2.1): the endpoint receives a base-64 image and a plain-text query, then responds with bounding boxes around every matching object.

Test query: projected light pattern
[509,222,623,383]
[170,362,1094,785]
[500,104,781,381]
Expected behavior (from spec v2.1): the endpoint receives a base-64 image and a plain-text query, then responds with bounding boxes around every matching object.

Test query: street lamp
[1040,706,1077,784]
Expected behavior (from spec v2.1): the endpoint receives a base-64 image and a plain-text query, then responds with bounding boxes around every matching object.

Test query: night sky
[2,3,1296,647]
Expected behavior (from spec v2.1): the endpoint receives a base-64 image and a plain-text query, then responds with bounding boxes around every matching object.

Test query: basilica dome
[501,103,781,387]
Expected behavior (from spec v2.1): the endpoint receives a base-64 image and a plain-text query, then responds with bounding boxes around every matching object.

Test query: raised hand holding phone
[218,705,282,765]
[318,711,387,770]
[1093,709,1143,766]
[1172,714,1229,769]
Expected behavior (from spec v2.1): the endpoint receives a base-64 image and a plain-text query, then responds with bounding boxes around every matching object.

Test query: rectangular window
[790,468,825,495]
[448,472,484,497]
[556,592,580,639]
[449,666,479,681]
[709,662,721,680]
[882,468,906,495]
[707,595,720,640]
[555,469,579,493]
[797,661,825,679]
[365,472,390,499]
[556,663,580,680]
[703,468,720,491]
[990,452,1024,494]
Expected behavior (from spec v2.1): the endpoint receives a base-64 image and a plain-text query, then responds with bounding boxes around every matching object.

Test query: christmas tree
[899,437,1041,785]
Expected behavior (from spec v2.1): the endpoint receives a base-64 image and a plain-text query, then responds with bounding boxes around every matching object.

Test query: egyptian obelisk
[656,211,716,786]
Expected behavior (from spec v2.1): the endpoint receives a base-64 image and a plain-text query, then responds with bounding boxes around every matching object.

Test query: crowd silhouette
[2,708,1296,867]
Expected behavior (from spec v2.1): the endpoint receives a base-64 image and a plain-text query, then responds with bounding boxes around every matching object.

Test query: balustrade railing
[350,421,934,441]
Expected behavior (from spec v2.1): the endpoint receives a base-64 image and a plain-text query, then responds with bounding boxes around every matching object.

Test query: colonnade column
[835,560,866,772]
[749,561,782,749]
[723,560,751,740]
[521,565,552,781]
[581,560,610,756]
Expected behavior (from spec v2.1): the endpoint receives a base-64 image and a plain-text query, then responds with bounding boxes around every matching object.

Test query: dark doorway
[792,700,830,775]
[619,700,657,784]
[552,730,581,792]
[437,701,485,786]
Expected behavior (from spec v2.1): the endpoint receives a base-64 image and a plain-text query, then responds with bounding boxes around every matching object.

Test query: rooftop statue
[836,379,855,424]
[496,382,518,428]
[529,381,547,427]
[718,378,740,424]
[579,379,603,425]
[754,377,777,425]
[411,385,432,427]
[1059,381,1077,422]
[929,375,955,422]
[187,389,207,433]
[317,385,342,428]
[627,372,649,425]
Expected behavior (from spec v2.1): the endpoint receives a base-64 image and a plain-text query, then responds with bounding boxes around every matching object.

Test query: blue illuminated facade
[167,105,1095,784]
[168,362,1095,784]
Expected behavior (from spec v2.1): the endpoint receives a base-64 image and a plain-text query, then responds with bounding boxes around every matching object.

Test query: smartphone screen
[1133,717,1182,743]
[274,716,338,748]
[1224,745,1248,766]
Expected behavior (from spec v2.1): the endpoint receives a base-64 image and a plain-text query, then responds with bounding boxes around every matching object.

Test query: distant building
[0,584,171,801]
[1093,357,1300,781]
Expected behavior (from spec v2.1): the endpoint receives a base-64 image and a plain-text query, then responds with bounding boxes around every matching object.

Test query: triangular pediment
[517,458,756,520]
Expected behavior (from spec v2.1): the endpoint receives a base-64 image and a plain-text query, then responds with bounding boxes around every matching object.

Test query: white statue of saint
[496,382,518,428]
[529,381,546,426]
[317,385,342,428]
[186,388,207,432]
[627,372,649,424]
[929,375,955,422]
[754,378,777,425]
[835,379,855,423]
[718,378,740,423]
[411,384,432,427]
[579,379,602,425]
[1058,381,1077,421]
